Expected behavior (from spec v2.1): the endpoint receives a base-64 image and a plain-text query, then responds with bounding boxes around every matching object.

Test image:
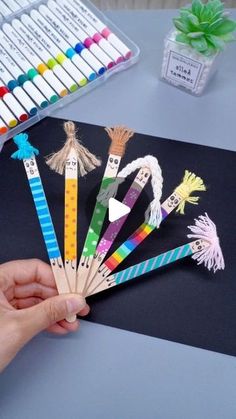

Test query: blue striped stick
[11,134,71,297]
[89,239,209,295]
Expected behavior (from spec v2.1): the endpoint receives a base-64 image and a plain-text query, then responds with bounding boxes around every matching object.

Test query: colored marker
[0,1,12,17]
[0,44,48,109]
[67,0,123,64]
[43,2,105,76]
[68,0,132,59]
[34,7,96,82]
[0,61,37,116]
[22,13,86,87]
[0,99,17,127]
[0,117,8,134]
[3,23,68,97]
[0,30,58,103]
[12,19,79,94]
[0,78,28,122]
[49,0,113,69]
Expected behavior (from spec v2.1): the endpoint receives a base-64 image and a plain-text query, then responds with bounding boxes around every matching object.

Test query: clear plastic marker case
[0,0,140,148]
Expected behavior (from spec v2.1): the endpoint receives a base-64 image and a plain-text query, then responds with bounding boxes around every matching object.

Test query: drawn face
[24,158,39,179]
[135,167,150,187]
[106,154,121,174]
[191,239,208,253]
[66,156,77,178]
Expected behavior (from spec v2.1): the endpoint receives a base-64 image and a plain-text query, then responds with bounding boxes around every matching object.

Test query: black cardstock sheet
[0,117,235,356]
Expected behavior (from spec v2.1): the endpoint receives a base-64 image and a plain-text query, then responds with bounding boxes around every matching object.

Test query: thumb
[18,294,86,342]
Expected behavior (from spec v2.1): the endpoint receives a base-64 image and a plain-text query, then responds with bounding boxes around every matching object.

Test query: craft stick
[87,170,206,296]
[90,213,225,295]
[46,121,101,292]
[77,126,134,295]
[85,155,163,294]
[11,133,76,323]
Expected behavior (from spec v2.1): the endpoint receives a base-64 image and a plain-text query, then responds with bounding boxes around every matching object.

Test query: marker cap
[74,42,84,54]
[8,80,19,91]
[22,80,48,109]
[52,64,78,93]
[43,69,68,97]
[18,74,29,86]
[13,86,38,116]
[37,63,48,75]
[89,43,114,69]
[80,48,105,75]
[0,117,8,134]
[3,92,28,122]
[71,53,96,81]
[0,99,18,127]
[32,74,58,103]
[27,68,39,80]
[0,86,9,97]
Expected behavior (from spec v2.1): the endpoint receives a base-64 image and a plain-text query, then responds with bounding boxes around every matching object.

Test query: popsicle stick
[90,213,225,296]
[87,170,206,296]
[77,126,134,295]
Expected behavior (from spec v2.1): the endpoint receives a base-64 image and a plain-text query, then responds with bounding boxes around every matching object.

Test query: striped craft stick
[90,213,225,296]
[86,170,206,296]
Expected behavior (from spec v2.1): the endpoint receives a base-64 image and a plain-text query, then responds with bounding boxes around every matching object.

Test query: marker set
[0,0,139,146]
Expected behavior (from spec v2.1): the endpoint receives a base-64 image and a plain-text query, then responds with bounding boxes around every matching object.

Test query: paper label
[165,50,203,90]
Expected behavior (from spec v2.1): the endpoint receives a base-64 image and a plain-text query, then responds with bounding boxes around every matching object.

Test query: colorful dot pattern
[64,178,77,260]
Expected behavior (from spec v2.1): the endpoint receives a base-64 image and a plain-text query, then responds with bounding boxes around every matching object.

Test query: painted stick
[87,170,206,296]
[77,126,134,295]
[90,213,225,295]
[84,155,163,294]
[11,133,76,322]
[46,121,101,292]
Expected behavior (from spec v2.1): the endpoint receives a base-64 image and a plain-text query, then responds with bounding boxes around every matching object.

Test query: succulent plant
[173,0,236,56]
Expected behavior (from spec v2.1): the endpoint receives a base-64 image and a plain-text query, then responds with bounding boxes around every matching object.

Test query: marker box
[0,0,139,149]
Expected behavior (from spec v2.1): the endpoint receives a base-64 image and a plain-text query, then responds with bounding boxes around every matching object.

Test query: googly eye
[109,157,113,163]
[144,173,148,177]
[198,246,202,250]
[114,159,118,164]
[170,196,175,201]
[174,199,179,204]
[196,241,200,245]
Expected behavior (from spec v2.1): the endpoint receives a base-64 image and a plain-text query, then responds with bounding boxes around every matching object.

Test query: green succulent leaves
[173,0,236,56]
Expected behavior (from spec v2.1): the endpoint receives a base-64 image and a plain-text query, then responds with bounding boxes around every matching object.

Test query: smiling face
[23,158,39,179]
[105,154,121,176]
[135,167,151,188]
[190,239,209,253]
[162,192,182,214]
[66,149,77,179]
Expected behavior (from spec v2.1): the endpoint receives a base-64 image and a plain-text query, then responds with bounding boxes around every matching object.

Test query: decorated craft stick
[90,214,225,295]
[77,126,134,294]
[84,155,163,293]
[11,133,77,321]
[87,170,206,296]
[46,121,101,292]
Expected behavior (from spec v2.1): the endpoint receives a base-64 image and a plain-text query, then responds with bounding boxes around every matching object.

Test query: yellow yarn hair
[175,170,206,214]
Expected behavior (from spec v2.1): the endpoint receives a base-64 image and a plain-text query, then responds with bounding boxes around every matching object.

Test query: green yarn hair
[173,0,236,56]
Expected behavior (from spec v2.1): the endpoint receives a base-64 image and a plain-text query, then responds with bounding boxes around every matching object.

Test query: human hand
[0,259,89,372]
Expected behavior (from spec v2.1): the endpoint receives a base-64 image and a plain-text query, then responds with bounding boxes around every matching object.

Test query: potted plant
[161,0,236,95]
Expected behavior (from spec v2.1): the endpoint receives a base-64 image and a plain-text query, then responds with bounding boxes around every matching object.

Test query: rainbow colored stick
[86,170,206,296]
[90,214,225,295]
[85,155,163,294]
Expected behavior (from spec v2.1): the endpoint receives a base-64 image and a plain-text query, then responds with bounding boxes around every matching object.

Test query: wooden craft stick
[87,170,206,296]
[77,126,134,295]
[85,155,163,294]
[46,121,101,292]
[11,133,76,322]
[90,213,225,295]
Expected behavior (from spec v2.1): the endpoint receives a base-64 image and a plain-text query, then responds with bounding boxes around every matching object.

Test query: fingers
[12,297,43,309]
[78,304,90,317]
[17,294,86,343]
[0,259,56,291]
[47,320,80,334]
[14,283,57,300]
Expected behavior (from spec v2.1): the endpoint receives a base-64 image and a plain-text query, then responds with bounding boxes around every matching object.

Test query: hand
[0,259,89,372]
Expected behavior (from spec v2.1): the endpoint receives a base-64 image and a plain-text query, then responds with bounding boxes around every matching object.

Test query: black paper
[0,117,235,356]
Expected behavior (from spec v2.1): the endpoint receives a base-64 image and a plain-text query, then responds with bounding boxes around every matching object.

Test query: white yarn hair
[97,155,163,227]
[187,213,225,273]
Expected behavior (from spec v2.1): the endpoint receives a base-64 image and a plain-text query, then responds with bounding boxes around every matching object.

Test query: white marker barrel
[3,22,67,97]
[0,62,37,115]
[54,0,113,69]
[0,30,58,103]
[6,0,20,12]
[0,2,11,17]
[0,46,48,109]
[16,0,29,6]
[47,0,105,75]
[0,99,17,127]
[37,6,95,81]
[68,0,123,63]
[12,18,75,93]
[68,0,131,59]
[1,90,28,122]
